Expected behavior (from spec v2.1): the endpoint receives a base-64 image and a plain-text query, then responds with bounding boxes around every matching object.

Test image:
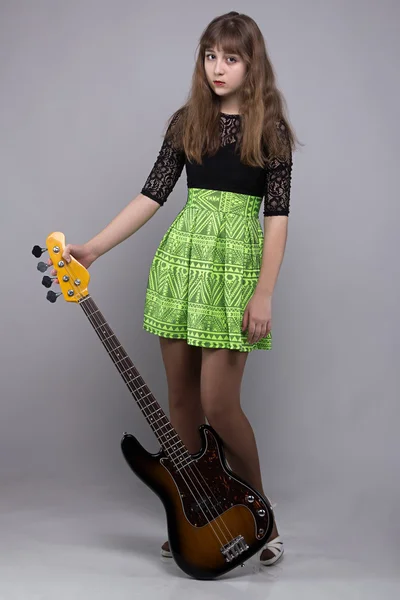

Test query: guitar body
[121,424,274,580]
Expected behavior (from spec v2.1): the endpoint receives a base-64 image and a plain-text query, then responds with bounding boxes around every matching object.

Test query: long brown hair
[164,11,299,167]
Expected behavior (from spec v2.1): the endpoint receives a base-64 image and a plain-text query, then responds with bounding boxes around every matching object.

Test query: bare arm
[86,193,161,259]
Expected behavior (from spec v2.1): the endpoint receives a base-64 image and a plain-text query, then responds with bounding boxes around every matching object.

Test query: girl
[50,11,296,567]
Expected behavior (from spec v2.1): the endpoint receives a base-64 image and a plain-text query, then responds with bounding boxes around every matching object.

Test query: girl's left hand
[242,291,272,345]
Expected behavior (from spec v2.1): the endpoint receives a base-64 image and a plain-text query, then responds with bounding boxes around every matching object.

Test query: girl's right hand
[47,243,98,283]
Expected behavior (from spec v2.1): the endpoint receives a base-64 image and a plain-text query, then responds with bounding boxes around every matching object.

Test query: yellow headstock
[45,232,90,303]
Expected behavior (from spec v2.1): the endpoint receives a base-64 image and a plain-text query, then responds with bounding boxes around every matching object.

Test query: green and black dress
[141,111,293,352]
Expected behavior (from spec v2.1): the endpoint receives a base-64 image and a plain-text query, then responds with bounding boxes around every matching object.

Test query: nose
[214,58,225,76]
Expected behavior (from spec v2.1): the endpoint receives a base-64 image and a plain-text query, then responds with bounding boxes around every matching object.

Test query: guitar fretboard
[78,294,192,467]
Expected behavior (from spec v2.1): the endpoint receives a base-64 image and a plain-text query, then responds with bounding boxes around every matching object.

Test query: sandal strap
[262,535,283,556]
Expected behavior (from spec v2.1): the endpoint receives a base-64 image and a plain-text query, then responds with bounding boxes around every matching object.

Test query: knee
[168,385,201,412]
[201,393,231,426]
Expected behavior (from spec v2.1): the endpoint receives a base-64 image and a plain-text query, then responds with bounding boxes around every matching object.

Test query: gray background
[1,0,399,596]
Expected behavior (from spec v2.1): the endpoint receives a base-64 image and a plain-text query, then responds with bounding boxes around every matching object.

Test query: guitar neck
[78,294,188,458]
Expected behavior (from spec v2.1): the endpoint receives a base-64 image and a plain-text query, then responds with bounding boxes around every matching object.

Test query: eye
[205,53,238,64]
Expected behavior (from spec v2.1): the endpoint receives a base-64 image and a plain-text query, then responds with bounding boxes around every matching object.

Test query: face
[204,45,246,101]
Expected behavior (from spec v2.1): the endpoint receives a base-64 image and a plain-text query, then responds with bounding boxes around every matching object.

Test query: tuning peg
[42,275,57,288]
[32,245,47,258]
[37,261,50,273]
[46,290,62,303]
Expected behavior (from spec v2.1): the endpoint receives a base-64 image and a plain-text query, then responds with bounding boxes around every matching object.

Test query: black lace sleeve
[263,120,293,217]
[141,112,186,206]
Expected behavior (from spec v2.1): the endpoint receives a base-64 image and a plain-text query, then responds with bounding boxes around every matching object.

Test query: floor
[1,479,398,600]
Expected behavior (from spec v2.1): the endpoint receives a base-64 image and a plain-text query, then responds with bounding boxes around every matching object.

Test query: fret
[123,371,138,381]
[120,366,138,377]
[136,392,153,403]
[165,444,189,459]
[135,383,148,392]
[130,385,150,399]
[115,364,136,378]
[165,449,191,464]
[138,401,158,419]
[157,424,176,438]
[155,433,181,447]
[102,333,116,343]
[163,445,188,458]
[146,414,170,428]
[144,418,182,452]
[147,410,167,422]
[143,405,165,418]
[165,432,180,442]
[137,398,157,410]
[151,421,173,438]
[94,321,110,331]
[114,356,129,366]
[106,345,123,356]
[158,431,187,451]
[132,389,152,401]
[167,446,191,460]
[138,406,160,419]
[122,377,179,444]
[120,370,138,381]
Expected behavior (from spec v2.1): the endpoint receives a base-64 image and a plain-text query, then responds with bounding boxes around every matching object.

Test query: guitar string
[77,293,234,550]
[55,260,238,550]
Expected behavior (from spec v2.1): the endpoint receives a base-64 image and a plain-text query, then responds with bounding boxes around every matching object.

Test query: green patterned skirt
[142,188,272,352]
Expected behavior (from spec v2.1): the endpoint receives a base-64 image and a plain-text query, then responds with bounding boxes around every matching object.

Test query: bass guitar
[32,232,274,580]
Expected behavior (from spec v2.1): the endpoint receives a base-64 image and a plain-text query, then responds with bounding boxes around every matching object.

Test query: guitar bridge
[220,535,249,562]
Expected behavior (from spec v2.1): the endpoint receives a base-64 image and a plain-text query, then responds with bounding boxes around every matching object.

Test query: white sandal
[259,498,284,566]
[160,542,172,559]
[259,534,284,566]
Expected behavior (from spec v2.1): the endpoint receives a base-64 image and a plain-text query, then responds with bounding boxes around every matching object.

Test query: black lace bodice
[141,112,292,217]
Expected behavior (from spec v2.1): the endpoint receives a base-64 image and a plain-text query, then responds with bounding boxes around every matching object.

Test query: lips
[214,81,225,85]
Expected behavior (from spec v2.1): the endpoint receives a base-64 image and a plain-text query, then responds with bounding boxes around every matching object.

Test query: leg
[200,347,279,561]
[159,337,206,557]
[159,337,205,454]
